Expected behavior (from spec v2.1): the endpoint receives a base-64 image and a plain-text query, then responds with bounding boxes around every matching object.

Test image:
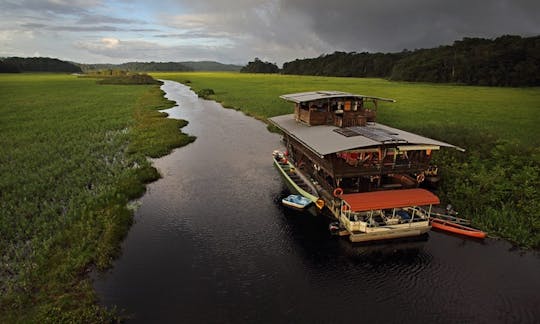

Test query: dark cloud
[281,0,540,52]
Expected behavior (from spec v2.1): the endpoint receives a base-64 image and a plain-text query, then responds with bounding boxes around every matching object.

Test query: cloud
[101,37,120,48]
[2,0,540,64]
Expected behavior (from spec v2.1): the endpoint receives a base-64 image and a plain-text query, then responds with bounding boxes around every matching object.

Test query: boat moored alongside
[430,217,487,239]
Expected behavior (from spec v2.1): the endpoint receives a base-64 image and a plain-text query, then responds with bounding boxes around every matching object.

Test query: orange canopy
[341,188,440,212]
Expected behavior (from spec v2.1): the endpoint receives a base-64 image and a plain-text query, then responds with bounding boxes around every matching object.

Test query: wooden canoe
[430,217,486,239]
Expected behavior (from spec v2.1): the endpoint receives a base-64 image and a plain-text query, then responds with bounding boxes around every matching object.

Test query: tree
[240,58,279,73]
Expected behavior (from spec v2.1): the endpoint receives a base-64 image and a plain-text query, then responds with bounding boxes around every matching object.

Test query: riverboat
[269,91,463,241]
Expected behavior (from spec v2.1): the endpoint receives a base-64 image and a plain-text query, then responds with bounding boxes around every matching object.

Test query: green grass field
[0,73,194,322]
[154,72,540,248]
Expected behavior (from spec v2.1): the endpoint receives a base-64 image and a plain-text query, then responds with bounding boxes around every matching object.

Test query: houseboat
[269,90,462,242]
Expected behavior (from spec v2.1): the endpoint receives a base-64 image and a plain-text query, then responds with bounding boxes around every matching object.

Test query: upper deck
[280,90,395,127]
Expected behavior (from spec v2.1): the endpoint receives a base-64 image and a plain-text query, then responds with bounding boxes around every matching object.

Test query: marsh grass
[0,73,194,322]
[154,72,540,248]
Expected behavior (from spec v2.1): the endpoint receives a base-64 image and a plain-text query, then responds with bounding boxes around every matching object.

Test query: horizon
[3,33,537,68]
[1,1,539,66]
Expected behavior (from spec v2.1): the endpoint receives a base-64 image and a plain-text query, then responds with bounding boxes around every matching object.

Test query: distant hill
[79,61,242,72]
[79,61,192,72]
[180,61,242,71]
[282,35,540,87]
[0,57,82,73]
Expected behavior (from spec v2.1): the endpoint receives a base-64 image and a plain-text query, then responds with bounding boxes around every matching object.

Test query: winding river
[93,81,540,323]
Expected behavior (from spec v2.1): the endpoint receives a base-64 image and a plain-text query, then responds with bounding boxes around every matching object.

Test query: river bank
[0,74,194,322]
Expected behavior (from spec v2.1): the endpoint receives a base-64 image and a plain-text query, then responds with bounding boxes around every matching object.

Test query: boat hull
[273,154,319,203]
[349,226,431,243]
[430,218,486,239]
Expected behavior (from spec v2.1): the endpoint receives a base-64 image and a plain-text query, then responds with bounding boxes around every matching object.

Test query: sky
[1,0,539,66]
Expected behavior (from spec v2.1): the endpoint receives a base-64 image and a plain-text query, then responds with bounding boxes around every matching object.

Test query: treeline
[241,58,279,73]
[281,35,540,86]
[0,57,82,73]
[283,52,403,77]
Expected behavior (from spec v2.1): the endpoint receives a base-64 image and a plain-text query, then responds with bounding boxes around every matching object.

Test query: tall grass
[0,73,194,322]
[154,72,540,248]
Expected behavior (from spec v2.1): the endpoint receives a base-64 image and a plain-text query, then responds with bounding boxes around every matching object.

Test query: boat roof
[280,91,396,103]
[341,189,440,211]
[268,114,461,157]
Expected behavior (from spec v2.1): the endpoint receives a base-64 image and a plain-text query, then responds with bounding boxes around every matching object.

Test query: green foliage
[281,35,540,87]
[154,71,540,247]
[0,73,194,322]
[97,73,160,85]
[241,58,280,73]
[390,35,540,86]
[1,57,82,73]
[283,51,403,77]
[0,61,20,73]
[196,88,215,98]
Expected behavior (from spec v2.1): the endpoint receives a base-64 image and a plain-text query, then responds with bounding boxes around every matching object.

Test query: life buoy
[333,187,343,197]
[417,173,425,183]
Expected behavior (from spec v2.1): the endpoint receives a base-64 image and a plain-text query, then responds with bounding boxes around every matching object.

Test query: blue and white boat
[282,194,312,209]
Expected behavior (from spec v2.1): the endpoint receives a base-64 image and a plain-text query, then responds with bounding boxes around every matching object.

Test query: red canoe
[430,217,487,239]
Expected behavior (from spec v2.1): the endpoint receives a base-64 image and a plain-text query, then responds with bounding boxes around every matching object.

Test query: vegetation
[282,35,540,86]
[0,73,194,322]
[241,58,280,73]
[154,72,540,248]
[0,57,82,73]
[196,88,215,99]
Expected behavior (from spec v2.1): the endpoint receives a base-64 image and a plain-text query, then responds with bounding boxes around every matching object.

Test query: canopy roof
[341,189,440,212]
[280,91,396,104]
[268,114,460,157]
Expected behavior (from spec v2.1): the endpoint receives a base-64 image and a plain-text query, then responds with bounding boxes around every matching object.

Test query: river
[93,80,540,323]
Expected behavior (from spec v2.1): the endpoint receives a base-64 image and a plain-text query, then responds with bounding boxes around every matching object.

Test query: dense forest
[282,35,540,86]
[0,57,82,73]
[240,58,280,73]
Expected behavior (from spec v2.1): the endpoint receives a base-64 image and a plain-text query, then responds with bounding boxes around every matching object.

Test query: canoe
[430,217,486,239]
[282,194,312,209]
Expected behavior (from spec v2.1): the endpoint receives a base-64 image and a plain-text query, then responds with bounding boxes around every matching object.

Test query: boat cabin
[269,91,462,213]
[281,91,392,127]
[338,188,438,242]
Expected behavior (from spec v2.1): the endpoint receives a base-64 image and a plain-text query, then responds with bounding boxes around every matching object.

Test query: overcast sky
[1,0,539,65]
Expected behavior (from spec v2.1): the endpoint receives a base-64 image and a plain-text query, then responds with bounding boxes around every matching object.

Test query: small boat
[282,194,312,209]
[430,217,486,239]
[273,150,325,209]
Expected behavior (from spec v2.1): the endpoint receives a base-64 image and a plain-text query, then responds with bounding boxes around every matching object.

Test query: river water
[93,81,540,323]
